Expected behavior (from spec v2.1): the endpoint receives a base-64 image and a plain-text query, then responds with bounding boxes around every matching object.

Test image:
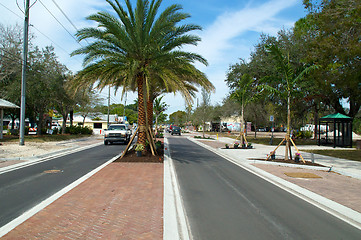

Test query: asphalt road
[0,143,124,228]
[168,136,361,240]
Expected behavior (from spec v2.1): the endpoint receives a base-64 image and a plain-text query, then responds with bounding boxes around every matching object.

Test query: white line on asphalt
[0,152,121,238]
[188,137,361,231]
[0,142,103,175]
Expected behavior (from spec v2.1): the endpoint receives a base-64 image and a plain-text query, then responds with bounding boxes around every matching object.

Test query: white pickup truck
[104,124,132,145]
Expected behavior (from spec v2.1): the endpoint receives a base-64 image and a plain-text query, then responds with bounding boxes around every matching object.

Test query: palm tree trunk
[147,96,154,131]
[241,103,244,145]
[285,94,291,160]
[137,75,147,146]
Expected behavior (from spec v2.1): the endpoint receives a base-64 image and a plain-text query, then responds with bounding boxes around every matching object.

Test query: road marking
[0,142,103,175]
[188,136,361,231]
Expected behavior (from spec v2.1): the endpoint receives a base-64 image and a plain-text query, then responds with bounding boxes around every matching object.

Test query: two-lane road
[168,135,361,239]
[0,143,124,227]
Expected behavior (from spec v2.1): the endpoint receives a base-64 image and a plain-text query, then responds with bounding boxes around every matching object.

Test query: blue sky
[0,0,308,115]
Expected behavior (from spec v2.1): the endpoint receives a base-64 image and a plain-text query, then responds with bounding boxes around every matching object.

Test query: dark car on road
[171,126,181,136]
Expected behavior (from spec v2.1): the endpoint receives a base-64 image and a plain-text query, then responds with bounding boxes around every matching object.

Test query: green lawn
[303,149,361,162]
[0,134,92,143]
[206,131,361,162]
[207,132,316,145]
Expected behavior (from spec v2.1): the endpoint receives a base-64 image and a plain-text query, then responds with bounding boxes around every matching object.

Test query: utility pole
[19,0,30,146]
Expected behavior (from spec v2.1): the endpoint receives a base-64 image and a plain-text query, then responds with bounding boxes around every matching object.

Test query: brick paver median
[3,162,163,239]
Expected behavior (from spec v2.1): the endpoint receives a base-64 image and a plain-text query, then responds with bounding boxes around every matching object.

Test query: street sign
[270,115,274,122]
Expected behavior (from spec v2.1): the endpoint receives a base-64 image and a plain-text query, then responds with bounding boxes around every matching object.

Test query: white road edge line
[188,137,361,231]
[0,152,121,238]
[163,137,192,240]
[0,142,103,174]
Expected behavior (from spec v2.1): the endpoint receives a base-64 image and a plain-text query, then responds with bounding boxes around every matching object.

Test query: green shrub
[354,118,361,135]
[296,130,313,139]
[65,125,93,135]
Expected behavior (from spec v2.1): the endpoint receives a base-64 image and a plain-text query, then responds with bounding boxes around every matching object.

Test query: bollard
[217,134,218,140]
[311,153,314,163]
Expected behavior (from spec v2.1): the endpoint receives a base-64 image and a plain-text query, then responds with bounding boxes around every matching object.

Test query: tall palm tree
[72,0,212,147]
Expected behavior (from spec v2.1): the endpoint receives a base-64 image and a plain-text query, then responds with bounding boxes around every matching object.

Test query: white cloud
[192,0,298,65]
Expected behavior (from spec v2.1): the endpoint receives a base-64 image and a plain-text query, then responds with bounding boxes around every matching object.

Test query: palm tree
[230,73,258,145]
[153,95,168,131]
[72,0,212,147]
[265,44,318,160]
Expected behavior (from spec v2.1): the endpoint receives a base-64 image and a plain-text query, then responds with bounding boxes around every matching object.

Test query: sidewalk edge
[163,137,191,240]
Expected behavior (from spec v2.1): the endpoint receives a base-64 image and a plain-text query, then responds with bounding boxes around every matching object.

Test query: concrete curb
[0,142,103,174]
[188,136,361,231]
[163,137,191,240]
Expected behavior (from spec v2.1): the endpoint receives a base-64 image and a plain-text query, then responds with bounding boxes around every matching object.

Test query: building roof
[321,113,352,119]
[0,99,20,109]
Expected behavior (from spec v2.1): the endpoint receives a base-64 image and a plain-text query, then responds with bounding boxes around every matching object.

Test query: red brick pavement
[3,162,163,240]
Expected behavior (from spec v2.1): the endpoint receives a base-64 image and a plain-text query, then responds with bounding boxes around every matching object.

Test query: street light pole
[19,0,30,146]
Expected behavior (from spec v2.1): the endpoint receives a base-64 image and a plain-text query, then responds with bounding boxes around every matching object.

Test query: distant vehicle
[104,124,132,145]
[257,128,267,132]
[171,126,181,136]
[51,122,61,130]
[300,124,328,133]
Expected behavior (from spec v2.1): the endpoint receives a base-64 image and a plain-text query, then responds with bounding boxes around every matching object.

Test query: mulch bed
[249,158,325,167]
[114,145,164,163]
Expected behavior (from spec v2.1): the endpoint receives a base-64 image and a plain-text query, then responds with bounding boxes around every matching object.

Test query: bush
[354,118,361,135]
[65,125,93,135]
[296,130,313,139]
[10,129,19,136]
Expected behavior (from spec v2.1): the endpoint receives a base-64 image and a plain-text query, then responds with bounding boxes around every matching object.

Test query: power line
[50,0,90,45]
[50,0,77,32]
[0,2,23,19]
[38,0,82,47]
[0,2,83,65]
[30,25,83,65]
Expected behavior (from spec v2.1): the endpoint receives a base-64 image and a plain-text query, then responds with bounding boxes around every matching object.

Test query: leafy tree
[0,24,24,128]
[74,88,103,126]
[192,88,212,138]
[299,0,361,118]
[169,110,186,127]
[26,46,70,135]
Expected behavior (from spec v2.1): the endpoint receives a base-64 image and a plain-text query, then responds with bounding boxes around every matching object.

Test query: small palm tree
[264,44,318,160]
[153,96,168,131]
[72,0,212,147]
[230,73,258,144]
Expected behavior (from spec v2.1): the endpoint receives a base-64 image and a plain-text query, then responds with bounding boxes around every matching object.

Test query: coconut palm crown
[71,0,213,146]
